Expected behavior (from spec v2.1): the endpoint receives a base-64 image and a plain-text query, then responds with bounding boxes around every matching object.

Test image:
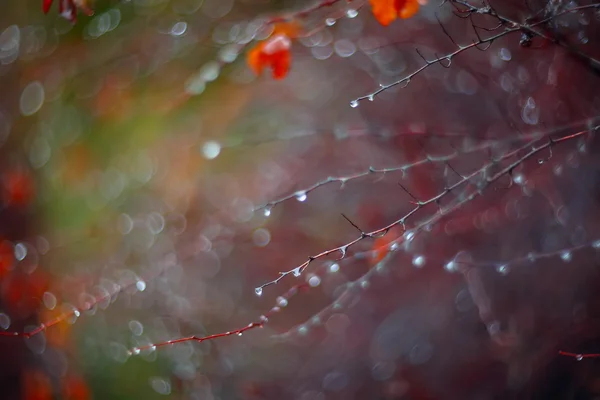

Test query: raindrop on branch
[295,191,307,202]
[346,9,358,18]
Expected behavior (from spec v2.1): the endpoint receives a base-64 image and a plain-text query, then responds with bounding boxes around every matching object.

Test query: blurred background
[1,0,600,398]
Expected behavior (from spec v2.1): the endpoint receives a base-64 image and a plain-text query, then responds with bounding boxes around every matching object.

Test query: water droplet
[592,240,600,249]
[521,96,539,125]
[339,246,347,258]
[389,242,399,251]
[350,100,359,108]
[295,191,307,202]
[171,21,187,36]
[132,347,141,355]
[325,18,336,26]
[259,315,268,323]
[263,207,271,217]
[576,354,583,361]
[360,279,369,289]
[202,140,221,160]
[128,320,144,336]
[412,255,425,268]
[367,95,374,101]
[308,275,321,287]
[0,313,10,330]
[276,296,288,307]
[444,261,456,272]
[553,164,563,176]
[43,292,57,310]
[136,280,146,291]
[292,267,301,277]
[254,287,263,297]
[20,81,45,116]
[560,251,572,262]
[346,9,358,18]
[499,48,512,61]
[329,263,340,273]
[513,173,526,185]
[298,325,309,335]
[73,309,81,317]
[496,264,509,275]
[237,332,243,336]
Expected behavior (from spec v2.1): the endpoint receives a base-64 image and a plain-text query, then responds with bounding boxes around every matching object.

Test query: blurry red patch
[3,170,35,208]
[42,0,94,23]
[371,226,404,266]
[62,374,91,400]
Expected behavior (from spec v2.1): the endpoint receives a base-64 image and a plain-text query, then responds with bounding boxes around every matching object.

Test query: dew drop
[367,95,374,102]
[276,296,288,307]
[592,240,600,249]
[325,18,336,26]
[553,164,563,176]
[346,9,358,18]
[292,267,302,277]
[308,275,321,287]
[237,332,243,337]
[444,261,457,272]
[560,251,572,262]
[499,48,512,61]
[350,100,359,108]
[576,354,583,361]
[412,255,425,268]
[263,207,271,217]
[254,287,263,297]
[329,263,340,273]
[0,313,10,330]
[136,280,146,291]
[298,325,309,335]
[496,264,509,275]
[339,246,347,258]
[295,191,307,202]
[132,347,141,355]
[202,140,221,160]
[513,173,526,185]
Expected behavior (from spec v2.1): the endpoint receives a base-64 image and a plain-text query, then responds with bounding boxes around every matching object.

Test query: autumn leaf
[247,34,293,80]
[369,0,419,26]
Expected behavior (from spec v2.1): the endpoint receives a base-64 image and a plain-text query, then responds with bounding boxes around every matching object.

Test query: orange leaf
[247,34,292,80]
[397,0,420,19]
[272,21,301,38]
[369,0,419,26]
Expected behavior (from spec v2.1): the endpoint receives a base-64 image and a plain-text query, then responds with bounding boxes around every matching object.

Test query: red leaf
[369,0,419,26]
[247,34,292,80]
[42,0,53,14]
